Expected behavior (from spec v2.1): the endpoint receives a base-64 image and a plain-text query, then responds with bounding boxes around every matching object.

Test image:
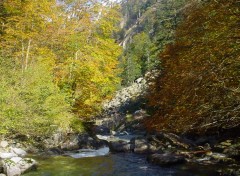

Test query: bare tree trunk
[69,50,80,80]
[21,40,25,73]
[25,39,31,70]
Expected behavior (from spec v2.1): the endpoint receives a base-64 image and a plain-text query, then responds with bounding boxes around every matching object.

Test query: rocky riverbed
[1,122,240,176]
[94,124,240,176]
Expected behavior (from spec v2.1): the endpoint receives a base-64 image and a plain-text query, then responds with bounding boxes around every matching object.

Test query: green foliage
[119,0,188,86]
[0,55,74,137]
[120,32,156,85]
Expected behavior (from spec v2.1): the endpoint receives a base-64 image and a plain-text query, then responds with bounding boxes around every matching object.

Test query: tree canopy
[147,0,240,134]
[0,0,122,137]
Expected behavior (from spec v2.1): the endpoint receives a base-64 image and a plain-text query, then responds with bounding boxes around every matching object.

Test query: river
[24,149,219,176]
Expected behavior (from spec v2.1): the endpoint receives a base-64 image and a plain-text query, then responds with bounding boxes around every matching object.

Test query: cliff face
[118,0,189,48]
[119,1,161,48]
[118,0,188,86]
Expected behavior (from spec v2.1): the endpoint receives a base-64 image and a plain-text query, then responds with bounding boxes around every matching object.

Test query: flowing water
[24,148,219,176]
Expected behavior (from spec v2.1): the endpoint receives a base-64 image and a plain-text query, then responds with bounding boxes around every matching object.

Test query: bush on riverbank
[0,56,74,137]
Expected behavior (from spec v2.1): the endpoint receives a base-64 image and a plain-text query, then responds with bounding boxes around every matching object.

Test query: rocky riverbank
[94,123,240,176]
[97,74,240,176]
[0,141,37,176]
[1,120,240,176]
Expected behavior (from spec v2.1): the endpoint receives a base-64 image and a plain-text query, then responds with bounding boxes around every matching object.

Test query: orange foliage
[146,0,240,134]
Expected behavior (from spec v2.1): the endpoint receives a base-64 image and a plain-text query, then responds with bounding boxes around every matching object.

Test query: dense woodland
[0,0,239,138]
[146,0,240,134]
[0,0,122,136]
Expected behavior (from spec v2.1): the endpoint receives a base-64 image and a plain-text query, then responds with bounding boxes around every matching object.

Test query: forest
[0,0,239,138]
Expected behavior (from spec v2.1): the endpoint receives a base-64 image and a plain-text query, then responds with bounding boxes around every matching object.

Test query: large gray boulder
[132,138,158,154]
[109,140,133,153]
[2,160,21,176]
[3,157,37,175]
[147,153,186,166]
[0,153,17,160]
[78,134,107,150]
[11,148,27,157]
[17,158,37,173]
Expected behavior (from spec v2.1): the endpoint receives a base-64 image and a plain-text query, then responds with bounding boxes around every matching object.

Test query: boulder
[132,138,158,154]
[91,125,110,135]
[3,158,37,175]
[17,158,37,173]
[156,133,194,149]
[109,140,133,153]
[147,153,186,166]
[10,157,22,164]
[44,133,81,151]
[0,174,6,176]
[5,166,21,176]
[2,160,21,176]
[11,148,27,157]
[111,131,117,135]
[60,137,79,151]
[223,143,240,160]
[0,153,17,159]
[0,142,8,149]
[78,134,106,150]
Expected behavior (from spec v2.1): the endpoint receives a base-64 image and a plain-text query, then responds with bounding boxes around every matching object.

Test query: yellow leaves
[1,0,123,122]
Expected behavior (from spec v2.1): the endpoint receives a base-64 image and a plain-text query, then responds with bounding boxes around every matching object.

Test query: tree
[120,32,154,85]
[118,0,188,86]
[147,0,240,134]
[0,0,122,136]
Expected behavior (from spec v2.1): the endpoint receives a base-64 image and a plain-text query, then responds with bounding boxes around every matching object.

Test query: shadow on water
[24,153,219,176]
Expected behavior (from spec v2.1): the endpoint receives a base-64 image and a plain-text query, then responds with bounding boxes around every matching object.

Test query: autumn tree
[147,0,240,134]
[0,0,122,136]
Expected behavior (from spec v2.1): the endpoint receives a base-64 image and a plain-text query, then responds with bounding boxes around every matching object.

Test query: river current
[25,148,219,176]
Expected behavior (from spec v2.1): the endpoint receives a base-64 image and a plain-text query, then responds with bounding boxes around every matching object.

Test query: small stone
[0,141,8,148]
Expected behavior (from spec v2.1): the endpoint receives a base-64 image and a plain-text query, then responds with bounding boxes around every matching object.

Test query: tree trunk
[25,39,32,70]
[21,40,25,73]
